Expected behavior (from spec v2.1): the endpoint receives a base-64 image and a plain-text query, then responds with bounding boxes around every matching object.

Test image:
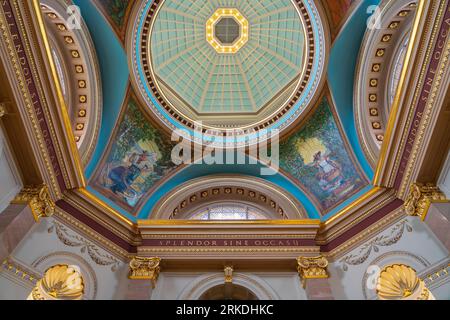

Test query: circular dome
[129,0,327,147]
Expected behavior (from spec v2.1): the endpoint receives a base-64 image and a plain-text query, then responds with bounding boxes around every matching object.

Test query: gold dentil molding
[11,185,55,222]
[404,183,448,220]
[28,264,84,300]
[129,256,161,288]
[297,255,329,288]
[377,264,435,300]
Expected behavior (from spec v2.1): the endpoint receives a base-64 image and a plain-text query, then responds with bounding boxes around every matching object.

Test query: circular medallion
[129,0,327,147]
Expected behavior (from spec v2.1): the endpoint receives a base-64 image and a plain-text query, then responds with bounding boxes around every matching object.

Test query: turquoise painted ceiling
[150,0,306,113]
[74,0,377,222]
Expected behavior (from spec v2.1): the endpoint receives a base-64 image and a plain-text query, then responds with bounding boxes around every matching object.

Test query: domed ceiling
[150,2,304,115]
[67,0,381,221]
[128,0,327,146]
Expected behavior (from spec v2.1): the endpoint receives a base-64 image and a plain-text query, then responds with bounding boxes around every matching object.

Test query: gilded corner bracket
[11,185,55,222]
[296,255,329,288]
[404,183,448,220]
[129,256,161,288]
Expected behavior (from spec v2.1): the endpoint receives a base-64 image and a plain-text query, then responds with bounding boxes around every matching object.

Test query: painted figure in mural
[313,150,344,193]
[94,100,177,209]
[107,149,158,200]
[280,98,367,212]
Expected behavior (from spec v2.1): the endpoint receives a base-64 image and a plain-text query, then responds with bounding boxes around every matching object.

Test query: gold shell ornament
[376,264,434,300]
[29,264,84,300]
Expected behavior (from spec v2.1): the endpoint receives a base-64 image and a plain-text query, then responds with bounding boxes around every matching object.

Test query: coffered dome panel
[128,0,328,146]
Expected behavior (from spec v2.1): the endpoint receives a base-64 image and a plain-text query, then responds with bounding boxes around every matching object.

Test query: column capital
[404,183,448,220]
[297,255,329,288]
[129,256,161,288]
[11,185,55,222]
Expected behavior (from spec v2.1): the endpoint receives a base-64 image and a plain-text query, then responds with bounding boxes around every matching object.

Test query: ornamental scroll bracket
[11,185,55,222]
[297,255,329,289]
[404,183,448,220]
[129,257,161,289]
[224,265,233,284]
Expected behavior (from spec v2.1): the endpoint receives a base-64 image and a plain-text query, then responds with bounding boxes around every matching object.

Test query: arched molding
[31,251,98,300]
[354,0,417,167]
[177,273,280,300]
[151,175,307,219]
[40,0,102,165]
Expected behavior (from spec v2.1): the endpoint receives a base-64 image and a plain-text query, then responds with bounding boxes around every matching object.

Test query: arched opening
[189,202,269,220]
[199,284,258,300]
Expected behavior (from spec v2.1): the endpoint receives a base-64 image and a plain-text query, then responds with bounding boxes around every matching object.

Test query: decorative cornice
[404,183,448,220]
[297,255,329,288]
[11,185,55,222]
[129,256,161,288]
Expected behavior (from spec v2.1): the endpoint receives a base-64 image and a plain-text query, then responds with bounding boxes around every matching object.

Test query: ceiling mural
[92,94,178,210]
[94,0,131,39]
[280,96,368,212]
[64,0,379,220]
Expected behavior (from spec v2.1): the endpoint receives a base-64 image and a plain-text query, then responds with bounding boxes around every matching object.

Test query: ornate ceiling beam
[374,0,450,195]
[0,0,86,198]
[136,219,321,260]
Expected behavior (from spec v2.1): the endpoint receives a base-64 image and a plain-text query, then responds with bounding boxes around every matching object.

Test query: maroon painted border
[394,1,450,188]
[1,0,66,190]
[320,198,404,252]
[56,200,137,253]
[142,238,316,247]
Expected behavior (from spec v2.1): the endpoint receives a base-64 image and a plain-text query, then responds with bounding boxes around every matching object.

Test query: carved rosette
[129,257,161,288]
[404,183,447,220]
[28,264,84,300]
[12,185,55,221]
[297,255,329,288]
[377,264,435,300]
[224,266,233,283]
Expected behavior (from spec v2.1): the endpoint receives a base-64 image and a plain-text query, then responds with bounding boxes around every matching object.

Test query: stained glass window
[190,203,268,220]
